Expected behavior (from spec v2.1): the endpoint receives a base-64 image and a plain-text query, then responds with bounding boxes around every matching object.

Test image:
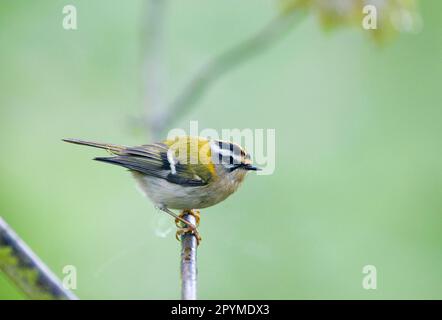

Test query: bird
[63,136,260,243]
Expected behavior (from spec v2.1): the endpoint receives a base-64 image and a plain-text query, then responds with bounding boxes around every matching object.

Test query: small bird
[63,136,259,242]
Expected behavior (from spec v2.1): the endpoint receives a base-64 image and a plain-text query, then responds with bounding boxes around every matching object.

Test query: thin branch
[142,0,167,140]
[141,0,200,301]
[180,213,197,300]
[151,10,305,135]
[0,217,78,300]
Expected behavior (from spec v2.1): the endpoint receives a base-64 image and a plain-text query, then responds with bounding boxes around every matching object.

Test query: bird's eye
[219,155,240,169]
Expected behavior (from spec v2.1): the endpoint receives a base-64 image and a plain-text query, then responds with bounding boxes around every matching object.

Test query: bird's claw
[175,209,202,245]
[175,226,202,245]
[175,209,200,228]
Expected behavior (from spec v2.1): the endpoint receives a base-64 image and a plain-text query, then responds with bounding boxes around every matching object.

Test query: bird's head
[209,140,260,178]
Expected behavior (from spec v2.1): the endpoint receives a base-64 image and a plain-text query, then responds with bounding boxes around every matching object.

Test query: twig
[141,0,200,301]
[142,0,167,140]
[0,217,77,300]
[142,0,200,301]
[180,213,197,300]
[152,10,305,135]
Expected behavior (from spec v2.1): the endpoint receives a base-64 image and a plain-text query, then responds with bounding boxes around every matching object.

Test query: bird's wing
[95,142,212,187]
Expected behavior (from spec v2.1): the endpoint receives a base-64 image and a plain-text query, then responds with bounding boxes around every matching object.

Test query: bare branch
[142,0,167,140]
[141,0,200,301]
[180,213,197,300]
[153,10,305,135]
[0,217,77,300]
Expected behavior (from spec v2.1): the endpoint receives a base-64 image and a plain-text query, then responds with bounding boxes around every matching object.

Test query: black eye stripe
[213,141,246,165]
[218,154,235,164]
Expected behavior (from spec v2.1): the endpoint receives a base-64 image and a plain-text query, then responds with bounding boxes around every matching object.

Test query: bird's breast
[132,170,246,210]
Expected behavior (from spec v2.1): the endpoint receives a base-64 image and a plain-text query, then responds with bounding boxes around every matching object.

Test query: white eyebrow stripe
[210,141,242,163]
[167,148,177,174]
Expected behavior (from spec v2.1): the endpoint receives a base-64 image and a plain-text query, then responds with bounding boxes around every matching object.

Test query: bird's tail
[62,138,125,154]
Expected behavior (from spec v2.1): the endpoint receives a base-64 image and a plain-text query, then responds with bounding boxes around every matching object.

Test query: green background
[1,0,441,299]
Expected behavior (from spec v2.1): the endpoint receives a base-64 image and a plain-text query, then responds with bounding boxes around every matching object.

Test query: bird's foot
[175,209,200,228]
[175,209,202,245]
[175,226,202,245]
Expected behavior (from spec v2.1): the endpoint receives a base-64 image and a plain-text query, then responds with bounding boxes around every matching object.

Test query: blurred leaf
[279,0,421,42]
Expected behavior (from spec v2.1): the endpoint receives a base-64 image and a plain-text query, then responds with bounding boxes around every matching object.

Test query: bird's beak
[243,163,261,171]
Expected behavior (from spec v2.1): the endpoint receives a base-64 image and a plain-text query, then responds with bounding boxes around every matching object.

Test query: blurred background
[0,0,441,299]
